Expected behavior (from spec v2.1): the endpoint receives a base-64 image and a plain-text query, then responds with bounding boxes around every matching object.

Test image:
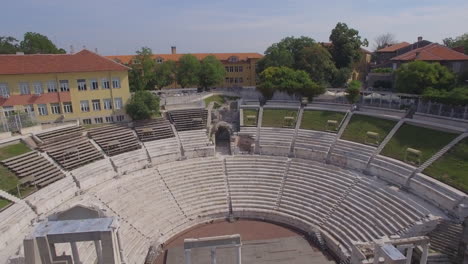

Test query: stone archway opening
[215,124,232,155]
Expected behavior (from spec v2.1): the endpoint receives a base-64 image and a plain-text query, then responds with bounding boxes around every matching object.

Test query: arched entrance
[214,122,232,155]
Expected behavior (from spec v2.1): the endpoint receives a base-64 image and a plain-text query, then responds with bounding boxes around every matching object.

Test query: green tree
[257,66,324,100]
[125,90,160,120]
[296,44,337,85]
[0,36,19,54]
[423,86,468,105]
[329,22,368,68]
[330,67,352,88]
[199,55,226,90]
[443,33,468,55]
[257,36,315,73]
[177,54,201,88]
[129,47,156,91]
[395,61,456,94]
[19,32,66,54]
[154,61,176,89]
[346,80,362,103]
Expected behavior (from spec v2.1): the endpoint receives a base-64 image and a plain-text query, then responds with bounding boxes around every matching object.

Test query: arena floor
[155,220,336,264]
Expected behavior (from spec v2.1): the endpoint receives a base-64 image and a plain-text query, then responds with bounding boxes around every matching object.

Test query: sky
[2,0,468,56]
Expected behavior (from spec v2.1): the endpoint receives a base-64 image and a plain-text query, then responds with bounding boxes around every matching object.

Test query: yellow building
[0,50,131,125]
[107,47,263,88]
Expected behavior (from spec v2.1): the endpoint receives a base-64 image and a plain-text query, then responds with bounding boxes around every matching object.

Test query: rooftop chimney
[15,52,24,55]
[171,46,176,54]
[417,36,423,42]
[94,48,99,54]
[70,45,75,54]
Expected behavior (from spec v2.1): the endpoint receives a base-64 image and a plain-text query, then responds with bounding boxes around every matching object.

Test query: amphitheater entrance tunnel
[215,126,231,155]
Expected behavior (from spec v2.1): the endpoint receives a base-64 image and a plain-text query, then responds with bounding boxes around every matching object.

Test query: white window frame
[0,83,9,97]
[94,117,103,124]
[38,104,48,116]
[24,104,34,113]
[47,81,57,93]
[102,78,110,89]
[105,116,114,123]
[112,78,120,88]
[80,100,90,112]
[90,79,99,90]
[63,102,73,113]
[59,80,69,92]
[50,103,61,114]
[77,79,87,91]
[103,99,112,110]
[116,115,125,122]
[82,118,92,125]
[92,99,101,111]
[114,98,123,110]
[19,82,30,95]
[32,82,43,95]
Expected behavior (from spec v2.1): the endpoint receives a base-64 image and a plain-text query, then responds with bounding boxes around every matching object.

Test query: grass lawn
[341,114,396,145]
[243,109,258,127]
[381,124,458,165]
[262,109,298,128]
[0,142,32,209]
[424,139,468,193]
[300,110,345,132]
[204,95,238,109]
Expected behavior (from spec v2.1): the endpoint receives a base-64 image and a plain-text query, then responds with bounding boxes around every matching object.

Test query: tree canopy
[443,33,468,55]
[129,47,157,91]
[154,61,176,89]
[395,61,456,94]
[257,66,324,100]
[177,54,201,88]
[257,36,315,73]
[199,55,226,90]
[296,44,337,85]
[346,80,362,103]
[125,90,160,120]
[329,22,368,68]
[0,32,65,54]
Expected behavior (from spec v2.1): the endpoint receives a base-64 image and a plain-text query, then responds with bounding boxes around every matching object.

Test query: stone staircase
[275,158,292,209]
[154,167,188,218]
[254,107,263,154]
[326,111,353,161]
[288,106,304,156]
[409,132,468,178]
[427,219,462,261]
[366,118,406,168]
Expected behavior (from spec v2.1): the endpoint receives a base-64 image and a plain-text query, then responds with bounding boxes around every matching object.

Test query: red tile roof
[391,43,468,61]
[0,92,71,107]
[376,42,411,53]
[107,53,263,64]
[0,50,129,75]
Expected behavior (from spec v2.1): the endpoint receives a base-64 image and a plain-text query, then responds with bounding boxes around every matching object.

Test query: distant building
[0,50,131,124]
[390,43,468,73]
[107,47,263,88]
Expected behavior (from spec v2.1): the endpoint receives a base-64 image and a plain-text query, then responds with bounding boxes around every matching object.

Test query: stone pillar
[211,247,217,264]
[100,231,117,264]
[419,244,429,264]
[95,240,103,264]
[405,247,413,264]
[236,245,242,264]
[70,242,81,264]
[185,249,191,264]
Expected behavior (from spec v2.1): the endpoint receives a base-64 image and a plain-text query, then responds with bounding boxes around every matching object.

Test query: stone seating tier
[40,137,104,170]
[134,118,175,142]
[36,126,84,143]
[1,151,65,188]
[168,108,208,131]
[88,125,142,156]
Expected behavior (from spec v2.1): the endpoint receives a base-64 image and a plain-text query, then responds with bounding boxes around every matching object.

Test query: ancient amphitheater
[0,100,467,264]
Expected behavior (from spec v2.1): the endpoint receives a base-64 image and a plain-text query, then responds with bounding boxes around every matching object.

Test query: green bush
[346,80,361,103]
[371,68,393,73]
[422,86,468,105]
[125,91,160,120]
